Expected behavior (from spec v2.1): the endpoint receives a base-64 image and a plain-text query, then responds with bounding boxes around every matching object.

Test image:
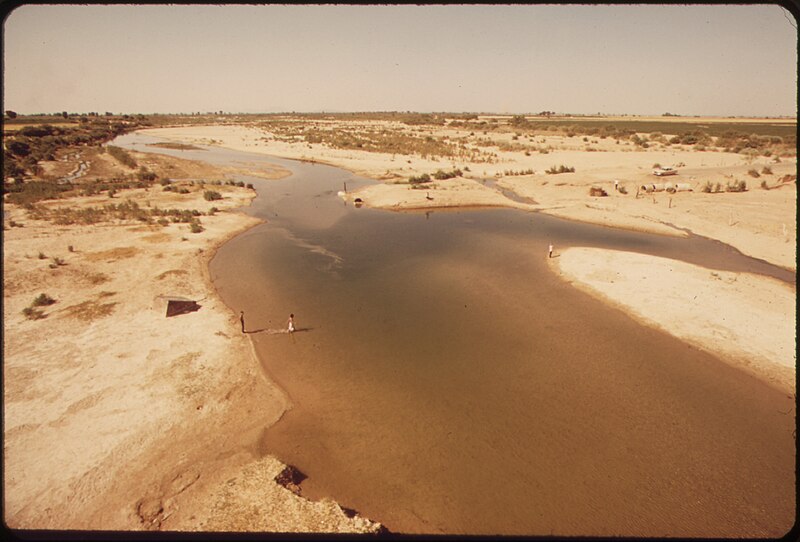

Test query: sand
[143,124,796,270]
[551,248,795,393]
[3,170,382,531]
[8,120,792,533]
[142,121,795,394]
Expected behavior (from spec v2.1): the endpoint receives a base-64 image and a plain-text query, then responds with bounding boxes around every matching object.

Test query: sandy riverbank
[142,124,796,270]
[3,160,382,532]
[141,122,796,397]
[551,248,795,393]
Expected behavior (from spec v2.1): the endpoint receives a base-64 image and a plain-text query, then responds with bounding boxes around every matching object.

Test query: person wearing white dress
[287,313,295,333]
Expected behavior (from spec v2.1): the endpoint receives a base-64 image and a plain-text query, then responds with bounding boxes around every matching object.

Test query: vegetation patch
[589,186,608,197]
[726,179,747,193]
[106,145,138,168]
[545,165,576,175]
[409,173,431,184]
[503,168,535,176]
[32,293,56,307]
[432,168,462,180]
[64,300,118,322]
[22,306,46,320]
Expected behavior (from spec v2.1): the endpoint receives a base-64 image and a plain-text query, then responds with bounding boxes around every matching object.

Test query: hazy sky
[3,4,797,116]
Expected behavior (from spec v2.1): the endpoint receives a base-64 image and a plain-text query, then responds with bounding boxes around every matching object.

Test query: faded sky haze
[2,3,797,116]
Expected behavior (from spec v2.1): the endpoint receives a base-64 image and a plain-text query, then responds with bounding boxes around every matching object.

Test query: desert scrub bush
[22,306,45,320]
[137,167,157,181]
[5,179,74,205]
[760,180,769,190]
[107,145,137,168]
[747,169,760,178]
[189,219,204,233]
[203,190,223,201]
[432,168,462,180]
[33,293,56,306]
[700,181,724,193]
[726,180,747,193]
[408,173,431,184]
[545,165,575,175]
[761,166,773,175]
[503,168,535,176]
[589,186,608,197]
[246,183,254,189]
[38,251,47,259]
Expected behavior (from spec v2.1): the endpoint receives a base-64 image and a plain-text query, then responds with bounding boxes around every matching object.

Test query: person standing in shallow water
[287,313,295,333]
[240,311,245,333]
[548,243,554,258]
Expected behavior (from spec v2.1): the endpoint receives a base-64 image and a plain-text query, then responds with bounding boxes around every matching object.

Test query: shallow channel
[115,132,796,536]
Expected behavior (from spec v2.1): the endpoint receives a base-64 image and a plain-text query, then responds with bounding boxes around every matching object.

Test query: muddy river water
[116,133,795,536]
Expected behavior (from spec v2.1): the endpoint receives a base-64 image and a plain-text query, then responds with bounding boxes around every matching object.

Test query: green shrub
[203,190,222,201]
[761,166,773,175]
[747,169,760,178]
[189,220,204,233]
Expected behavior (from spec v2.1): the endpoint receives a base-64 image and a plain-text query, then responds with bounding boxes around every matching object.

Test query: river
[114,132,795,537]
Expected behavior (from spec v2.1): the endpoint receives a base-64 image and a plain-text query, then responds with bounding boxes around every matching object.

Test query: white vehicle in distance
[652,166,678,176]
